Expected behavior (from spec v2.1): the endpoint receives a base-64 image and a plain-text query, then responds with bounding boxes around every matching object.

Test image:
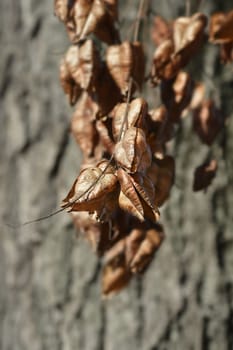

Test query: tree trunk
[0,1,233,349]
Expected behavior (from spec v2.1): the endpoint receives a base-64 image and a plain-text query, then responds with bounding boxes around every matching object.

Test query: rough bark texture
[0,1,233,350]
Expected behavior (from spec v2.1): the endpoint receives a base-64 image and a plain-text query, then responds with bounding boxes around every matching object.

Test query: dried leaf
[193,99,224,145]
[111,98,148,141]
[59,57,81,105]
[114,127,152,173]
[193,159,218,192]
[106,41,145,95]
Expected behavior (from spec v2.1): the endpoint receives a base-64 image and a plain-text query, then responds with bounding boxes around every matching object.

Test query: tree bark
[0,1,233,350]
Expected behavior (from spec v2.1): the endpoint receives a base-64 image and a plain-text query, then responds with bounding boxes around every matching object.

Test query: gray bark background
[0,1,233,349]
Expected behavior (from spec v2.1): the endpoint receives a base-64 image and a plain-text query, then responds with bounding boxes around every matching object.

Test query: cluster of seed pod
[55,1,229,295]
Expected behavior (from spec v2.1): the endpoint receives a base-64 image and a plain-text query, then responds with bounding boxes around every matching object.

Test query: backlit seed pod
[151,13,207,82]
[193,99,224,145]
[209,11,233,43]
[73,0,119,44]
[117,169,159,222]
[102,259,132,296]
[151,15,172,46]
[193,159,218,192]
[161,71,194,123]
[71,93,99,157]
[106,41,145,95]
[130,224,165,273]
[61,161,118,212]
[114,127,152,173]
[59,58,81,105]
[147,156,175,207]
[64,40,100,93]
[111,98,148,141]
[71,211,112,255]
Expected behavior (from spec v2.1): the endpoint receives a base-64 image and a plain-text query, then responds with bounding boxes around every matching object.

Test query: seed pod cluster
[55,2,228,295]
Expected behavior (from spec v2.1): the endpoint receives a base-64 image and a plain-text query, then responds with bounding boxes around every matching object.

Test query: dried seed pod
[71,93,99,157]
[151,15,172,46]
[64,40,100,94]
[73,0,119,44]
[130,224,165,273]
[161,71,194,123]
[209,11,233,63]
[94,65,122,117]
[114,127,152,173]
[96,119,115,154]
[151,13,207,82]
[118,169,159,222]
[189,82,206,110]
[193,159,218,192]
[59,57,81,105]
[71,211,112,255]
[209,11,233,43]
[111,98,148,141]
[147,156,175,207]
[106,41,145,95]
[61,161,118,212]
[54,0,74,22]
[193,99,223,145]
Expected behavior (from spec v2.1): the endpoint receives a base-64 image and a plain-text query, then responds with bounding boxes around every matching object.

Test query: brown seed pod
[106,41,145,95]
[209,11,233,44]
[151,13,207,82]
[161,71,194,123]
[111,98,148,141]
[61,161,118,212]
[64,40,100,94]
[147,156,175,207]
[71,93,99,157]
[59,57,81,105]
[130,224,165,273]
[114,127,152,173]
[54,0,74,22]
[151,15,172,46]
[193,99,224,145]
[193,159,218,192]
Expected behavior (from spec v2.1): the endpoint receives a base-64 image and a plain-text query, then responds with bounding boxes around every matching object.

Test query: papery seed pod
[61,161,118,212]
[54,0,74,22]
[96,119,115,154]
[130,224,165,273]
[106,41,145,95]
[151,39,180,81]
[111,98,148,141]
[189,82,206,110]
[102,260,132,296]
[71,211,112,255]
[118,169,145,222]
[161,71,194,123]
[71,93,99,157]
[114,127,152,173]
[147,156,175,207]
[193,99,223,145]
[151,13,207,82]
[151,15,172,46]
[193,159,218,192]
[173,13,207,54]
[59,58,81,105]
[209,11,233,43]
[72,0,119,44]
[64,40,100,94]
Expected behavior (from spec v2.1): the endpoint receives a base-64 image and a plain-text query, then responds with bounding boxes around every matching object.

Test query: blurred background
[0,0,233,349]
